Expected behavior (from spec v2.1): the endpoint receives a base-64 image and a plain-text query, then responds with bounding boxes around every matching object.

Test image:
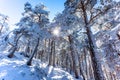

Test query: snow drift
[0,52,76,80]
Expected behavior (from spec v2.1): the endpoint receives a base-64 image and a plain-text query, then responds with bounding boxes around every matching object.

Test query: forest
[0,0,120,80]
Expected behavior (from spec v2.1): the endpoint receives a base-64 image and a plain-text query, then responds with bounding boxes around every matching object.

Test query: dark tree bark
[68,35,79,79]
[48,39,54,66]
[27,38,39,66]
[77,50,85,80]
[24,40,31,58]
[80,1,105,79]
[52,41,56,67]
[0,25,3,34]
[8,34,22,58]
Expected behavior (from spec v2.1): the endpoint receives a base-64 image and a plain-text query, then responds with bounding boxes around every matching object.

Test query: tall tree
[64,0,114,79]
[0,13,9,34]
[7,2,50,65]
[20,2,49,65]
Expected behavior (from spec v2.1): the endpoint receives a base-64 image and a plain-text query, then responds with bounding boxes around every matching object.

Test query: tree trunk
[8,34,22,58]
[65,53,69,71]
[83,48,88,80]
[24,42,30,57]
[80,1,105,79]
[68,35,79,79]
[53,41,56,67]
[7,47,17,58]
[27,38,39,66]
[48,39,54,66]
[86,26,105,80]
[0,25,3,34]
[77,51,85,80]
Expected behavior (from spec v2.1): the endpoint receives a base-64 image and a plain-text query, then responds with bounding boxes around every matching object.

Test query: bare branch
[89,4,112,24]
[8,41,14,47]
[89,11,102,24]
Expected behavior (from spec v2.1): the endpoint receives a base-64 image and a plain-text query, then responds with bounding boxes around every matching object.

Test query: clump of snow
[0,52,76,80]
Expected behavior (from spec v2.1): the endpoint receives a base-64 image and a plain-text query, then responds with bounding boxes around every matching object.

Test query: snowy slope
[0,52,77,80]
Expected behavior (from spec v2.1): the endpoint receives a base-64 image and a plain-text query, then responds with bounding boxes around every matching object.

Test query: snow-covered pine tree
[52,0,116,79]
[0,13,9,51]
[95,2,120,79]
[7,2,50,65]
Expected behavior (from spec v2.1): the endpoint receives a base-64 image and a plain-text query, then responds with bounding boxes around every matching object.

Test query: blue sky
[0,0,65,24]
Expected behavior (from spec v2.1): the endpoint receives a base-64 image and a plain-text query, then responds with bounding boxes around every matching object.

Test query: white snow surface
[0,52,77,80]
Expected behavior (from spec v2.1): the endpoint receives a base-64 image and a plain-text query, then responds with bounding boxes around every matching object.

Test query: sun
[52,27,60,36]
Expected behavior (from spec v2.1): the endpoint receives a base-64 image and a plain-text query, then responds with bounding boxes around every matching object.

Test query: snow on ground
[0,52,77,80]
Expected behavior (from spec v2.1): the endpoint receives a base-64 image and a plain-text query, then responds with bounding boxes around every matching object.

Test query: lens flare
[52,27,60,36]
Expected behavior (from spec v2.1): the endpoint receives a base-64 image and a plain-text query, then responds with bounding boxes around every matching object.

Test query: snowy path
[0,52,77,80]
